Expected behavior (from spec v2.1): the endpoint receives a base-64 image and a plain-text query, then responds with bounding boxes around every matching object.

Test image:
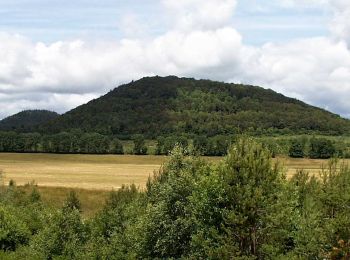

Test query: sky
[0,0,350,119]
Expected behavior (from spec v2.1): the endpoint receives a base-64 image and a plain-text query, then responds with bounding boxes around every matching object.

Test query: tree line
[1,138,350,259]
[0,131,348,159]
[0,131,123,154]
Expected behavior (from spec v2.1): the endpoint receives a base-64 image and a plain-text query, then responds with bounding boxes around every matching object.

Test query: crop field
[0,153,168,190]
[1,153,349,216]
[1,153,349,189]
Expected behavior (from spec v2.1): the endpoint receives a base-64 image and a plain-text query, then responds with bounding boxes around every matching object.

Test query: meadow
[1,152,349,217]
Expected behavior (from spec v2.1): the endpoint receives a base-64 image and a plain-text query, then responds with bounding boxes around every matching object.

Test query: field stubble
[1,153,348,217]
[1,153,348,189]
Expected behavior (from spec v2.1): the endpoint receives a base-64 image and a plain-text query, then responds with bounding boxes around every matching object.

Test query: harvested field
[1,153,349,190]
[1,153,349,217]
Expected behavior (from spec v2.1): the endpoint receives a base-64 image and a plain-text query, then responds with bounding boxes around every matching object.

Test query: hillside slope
[40,76,350,137]
[0,110,59,132]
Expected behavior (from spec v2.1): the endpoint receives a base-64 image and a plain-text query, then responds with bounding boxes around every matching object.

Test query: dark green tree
[289,138,305,158]
[0,205,31,251]
[309,138,335,159]
[111,138,124,154]
[193,135,209,155]
[136,146,209,258]
[191,138,288,258]
[133,134,147,155]
[63,191,81,212]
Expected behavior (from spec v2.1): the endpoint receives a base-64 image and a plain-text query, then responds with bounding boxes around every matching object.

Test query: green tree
[289,138,305,158]
[155,136,165,155]
[193,135,209,155]
[133,134,147,155]
[63,191,81,212]
[191,138,287,258]
[0,205,30,251]
[86,185,143,259]
[136,146,209,258]
[111,138,124,154]
[309,137,335,159]
[31,204,86,258]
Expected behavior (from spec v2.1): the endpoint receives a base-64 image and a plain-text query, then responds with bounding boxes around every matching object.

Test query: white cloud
[162,0,237,31]
[239,38,350,116]
[329,0,350,45]
[1,0,350,119]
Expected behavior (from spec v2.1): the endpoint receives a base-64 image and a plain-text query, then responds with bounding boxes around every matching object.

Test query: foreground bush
[1,138,350,259]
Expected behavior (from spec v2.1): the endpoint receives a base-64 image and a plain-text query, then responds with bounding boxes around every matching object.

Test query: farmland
[2,153,349,190]
[1,152,349,217]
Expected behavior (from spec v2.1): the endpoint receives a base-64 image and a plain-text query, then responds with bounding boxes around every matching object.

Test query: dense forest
[0,76,348,158]
[37,76,350,137]
[0,130,349,159]
[0,110,59,133]
[1,138,350,259]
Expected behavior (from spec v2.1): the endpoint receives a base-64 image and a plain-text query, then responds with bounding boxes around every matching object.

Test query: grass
[0,153,167,190]
[1,153,348,189]
[1,152,349,217]
[275,157,347,178]
[19,185,110,218]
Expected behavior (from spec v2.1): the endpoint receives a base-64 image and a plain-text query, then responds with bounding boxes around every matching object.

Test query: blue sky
[0,0,330,44]
[0,0,350,119]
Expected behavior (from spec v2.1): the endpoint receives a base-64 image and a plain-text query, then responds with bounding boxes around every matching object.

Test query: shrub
[0,206,30,251]
[289,139,305,158]
[309,138,335,159]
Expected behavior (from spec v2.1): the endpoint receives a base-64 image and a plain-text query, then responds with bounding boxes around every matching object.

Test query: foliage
[1,137,350,259]
[0,205,31,251]
[133,134,148,155]
[64,191,82,212]
[289,138,305,158]
[309,137,336,159]
[190,138,290,258]
[136,146,209,258]
[0,110,59,133]
[38,76,350,137]
[0,131,124,154]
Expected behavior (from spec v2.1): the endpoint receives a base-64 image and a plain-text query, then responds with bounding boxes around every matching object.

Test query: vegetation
[0,77,348,160]
[1,138,350,259]
[0,110,59,133]
[1,130,348,159]
[0,131,124,154]
[309,137,336,159]
[39,76,350,137]
[289,138,305,158]
[133,134,147,155]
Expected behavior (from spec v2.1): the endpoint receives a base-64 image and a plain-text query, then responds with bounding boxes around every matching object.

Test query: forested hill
[40,76,350,137]
[0,110,59,132]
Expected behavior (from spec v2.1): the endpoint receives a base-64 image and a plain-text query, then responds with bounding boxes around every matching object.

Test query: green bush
[133,134,147,155]
[309,138,335,159]
[289,139,305,158]
[0,206,31,251]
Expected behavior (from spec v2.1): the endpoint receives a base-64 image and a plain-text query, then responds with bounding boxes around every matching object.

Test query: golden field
[0,153,168,190]
[1,153,349,217]
[1,152,349,190]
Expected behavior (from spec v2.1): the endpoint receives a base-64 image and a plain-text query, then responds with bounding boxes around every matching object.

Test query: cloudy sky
[1,0,350,119]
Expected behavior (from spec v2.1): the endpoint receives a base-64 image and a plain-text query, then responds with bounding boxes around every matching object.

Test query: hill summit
[0,110,59,132]
[40,76,349,137]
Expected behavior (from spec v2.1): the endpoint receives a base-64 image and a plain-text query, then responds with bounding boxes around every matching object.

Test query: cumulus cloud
[239,38,350,116]
[162,0,237,31]
[1,0,350,119]
[329,0,350,45]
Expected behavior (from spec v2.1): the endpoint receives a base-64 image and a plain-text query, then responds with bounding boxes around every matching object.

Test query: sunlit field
[0,153,168,190]
[1,153,349,190]
[1,153,349,217]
